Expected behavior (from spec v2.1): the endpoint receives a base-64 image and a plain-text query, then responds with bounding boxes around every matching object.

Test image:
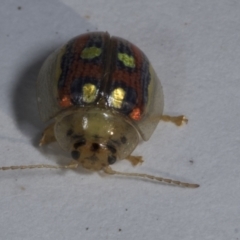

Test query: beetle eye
[106,143,116,154]
[91,143,100,152]
[73,139,86,149]
[108,155,116,165]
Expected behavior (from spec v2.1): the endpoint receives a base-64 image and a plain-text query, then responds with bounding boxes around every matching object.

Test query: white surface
[0,0,239,239]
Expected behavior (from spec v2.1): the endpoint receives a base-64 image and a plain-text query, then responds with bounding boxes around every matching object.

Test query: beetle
[1,32,198,188]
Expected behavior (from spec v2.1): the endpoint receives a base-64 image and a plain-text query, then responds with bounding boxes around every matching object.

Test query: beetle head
[70,137,117,170]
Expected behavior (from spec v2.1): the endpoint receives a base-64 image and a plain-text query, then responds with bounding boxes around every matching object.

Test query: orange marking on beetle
[130,108,141,121]
[59,95,72,107]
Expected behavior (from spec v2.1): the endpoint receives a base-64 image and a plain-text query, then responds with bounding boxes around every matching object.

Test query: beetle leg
[161,115,188,126]
[125,155,143,166]
[39,122,56,146]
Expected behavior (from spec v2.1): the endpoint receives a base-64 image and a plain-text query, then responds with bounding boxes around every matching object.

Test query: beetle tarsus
[161,115,188,126]
[126,155,143,166]
[39,122,56,146]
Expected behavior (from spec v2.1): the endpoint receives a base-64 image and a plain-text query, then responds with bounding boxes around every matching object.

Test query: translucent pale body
[54,108,139,160]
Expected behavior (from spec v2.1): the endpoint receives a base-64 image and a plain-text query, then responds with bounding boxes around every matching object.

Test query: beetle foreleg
[125,155,143,166]
[161,115,188,126]
[39,122,56,146]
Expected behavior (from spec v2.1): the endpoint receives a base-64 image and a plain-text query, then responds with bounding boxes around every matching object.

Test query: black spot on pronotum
[91,143,100,152]
[93,134,101,139]
[74,139,86,149]
[109,138,120,146]
[108,155,116,165]
[71,150,80,160]
[120,136,127,144]
[106,143,116,154]
[67,129,73,136]
[72,134,84,139]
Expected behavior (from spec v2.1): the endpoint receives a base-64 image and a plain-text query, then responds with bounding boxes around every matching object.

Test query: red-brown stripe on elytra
[110,42,145,119]
[58,35,89,107]
[111,70,140,87]
[58,63,103,107]
[131,43,144,114]
[58,34,104,107]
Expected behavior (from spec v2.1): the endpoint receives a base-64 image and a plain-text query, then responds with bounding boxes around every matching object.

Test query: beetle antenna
[0,162,78,171]
[103,166,199,188]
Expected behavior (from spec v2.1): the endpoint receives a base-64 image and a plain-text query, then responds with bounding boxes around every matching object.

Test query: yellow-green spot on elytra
[81,47,102,59]
[82,83,97,103]
[118,53,135,68]
[109,87,126,108]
